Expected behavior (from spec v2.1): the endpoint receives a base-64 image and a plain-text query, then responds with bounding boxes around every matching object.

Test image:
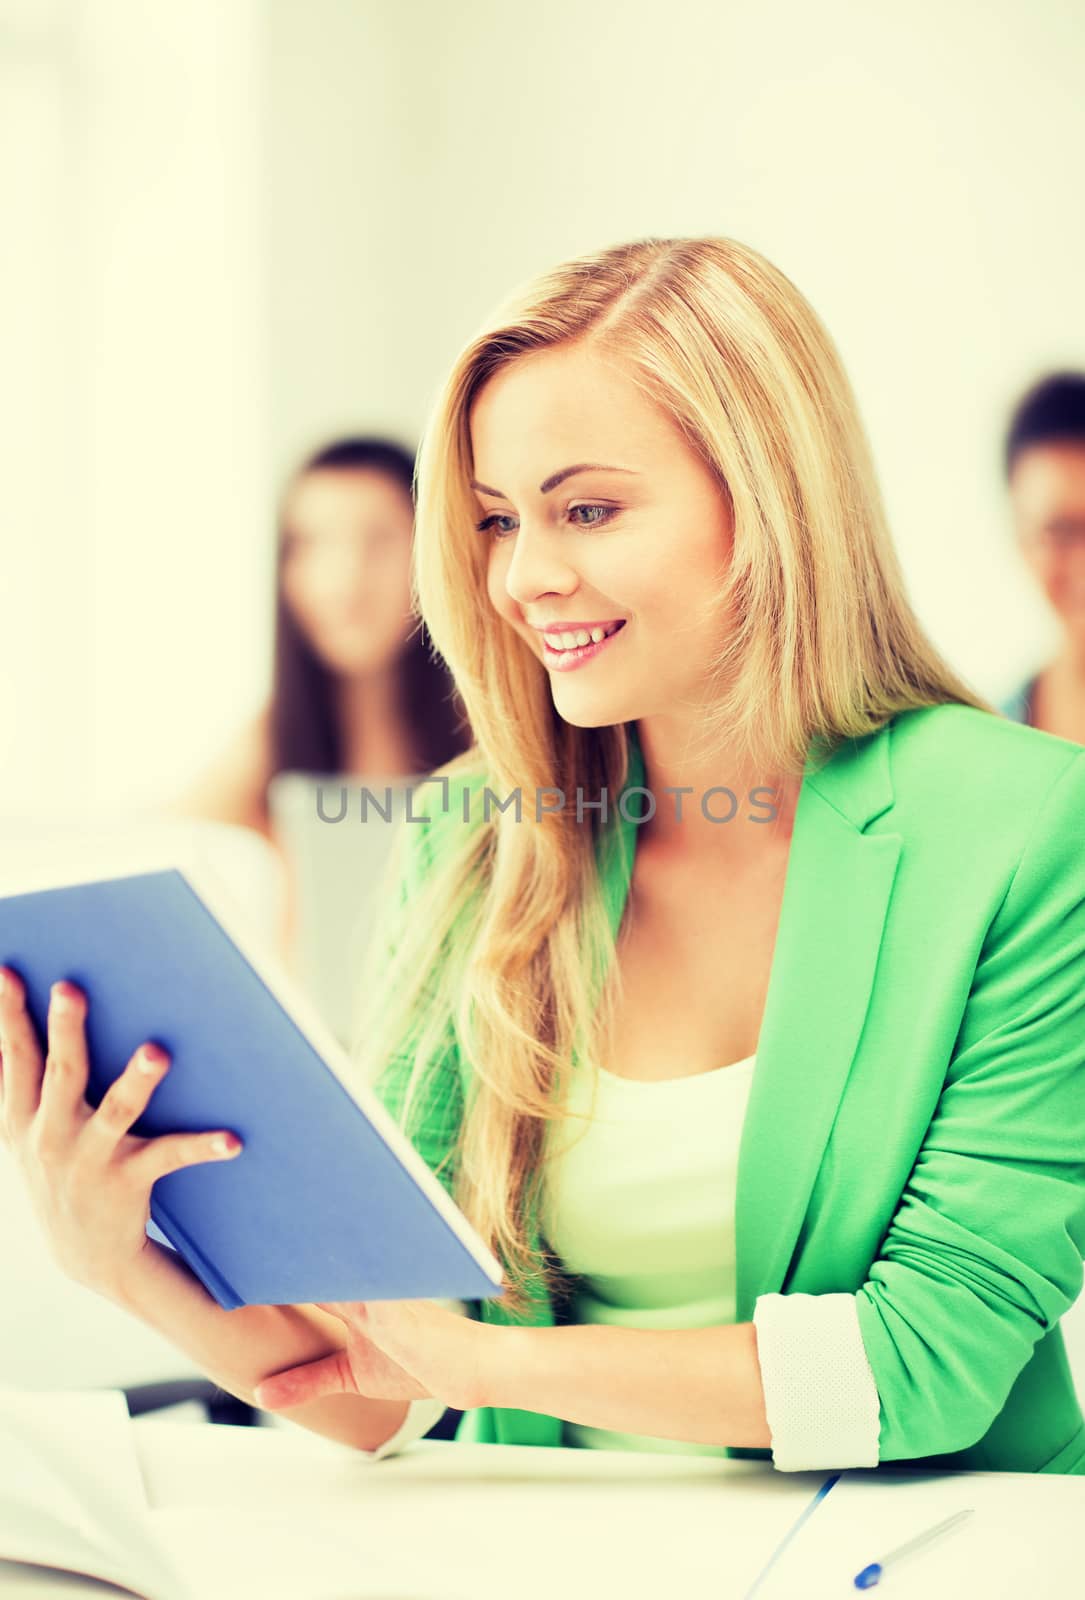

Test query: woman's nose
[501,522,578,605]
[313,542,372,592]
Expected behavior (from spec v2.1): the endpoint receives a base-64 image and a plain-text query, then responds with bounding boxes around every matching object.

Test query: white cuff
[359,1394,451,1460]
[356,1299,470,1461]
[752,1291,881,1470]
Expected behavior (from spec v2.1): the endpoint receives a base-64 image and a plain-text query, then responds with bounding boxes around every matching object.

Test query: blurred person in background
[178,435,471,827]
[998,373,1085,743]
[172,436,473,956]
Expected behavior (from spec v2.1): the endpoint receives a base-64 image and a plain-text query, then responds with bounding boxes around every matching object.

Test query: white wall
[264,0,1085,709]
[0,0,270,819]
[77,0,271,812]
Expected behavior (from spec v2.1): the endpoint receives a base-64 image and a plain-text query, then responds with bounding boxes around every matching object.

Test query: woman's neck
[1052,630,1085,680]
[1033,640,1085,742]
[633,717,801,868]
[333,666,418,777]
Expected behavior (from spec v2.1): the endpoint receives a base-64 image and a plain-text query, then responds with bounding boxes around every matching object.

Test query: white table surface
[124,1417,1083,1600]
[132,1417,825,1599]
[3,1409,1081,1600]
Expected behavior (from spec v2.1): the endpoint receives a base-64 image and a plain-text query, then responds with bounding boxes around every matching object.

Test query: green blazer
[373,704,1085,1474]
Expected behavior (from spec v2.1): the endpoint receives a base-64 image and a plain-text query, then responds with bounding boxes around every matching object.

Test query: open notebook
[0,1389,417,1600]
[0,1389,187,1600]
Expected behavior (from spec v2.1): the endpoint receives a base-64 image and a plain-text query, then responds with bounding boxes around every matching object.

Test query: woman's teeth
[546,622,622,652]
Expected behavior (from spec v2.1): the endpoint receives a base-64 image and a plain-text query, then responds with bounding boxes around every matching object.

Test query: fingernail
[51,984,73,1012]
[212,1133,241,1156]
[138,1046,164,1074]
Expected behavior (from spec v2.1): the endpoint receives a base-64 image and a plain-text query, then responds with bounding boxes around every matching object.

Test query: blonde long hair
[353,235,994,1322]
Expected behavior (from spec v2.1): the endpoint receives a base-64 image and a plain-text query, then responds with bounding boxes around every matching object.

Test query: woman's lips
[542,620,626,671]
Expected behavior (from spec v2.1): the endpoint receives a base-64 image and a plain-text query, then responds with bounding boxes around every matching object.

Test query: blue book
[0,861,505,1311]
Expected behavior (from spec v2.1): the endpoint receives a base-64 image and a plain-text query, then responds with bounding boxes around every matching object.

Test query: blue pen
[853,1507,975,1589]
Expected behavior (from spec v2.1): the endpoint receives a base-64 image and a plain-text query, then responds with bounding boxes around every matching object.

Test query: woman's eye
[474,504,617,540]
[568,503,616,527]
[475,513,519,539]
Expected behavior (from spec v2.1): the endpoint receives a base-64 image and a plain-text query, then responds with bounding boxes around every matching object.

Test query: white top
[356,1054,881,1469]
[539,1053,758,1453]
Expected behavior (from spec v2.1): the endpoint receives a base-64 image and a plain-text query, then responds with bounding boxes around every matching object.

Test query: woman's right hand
[0,968,243,1303]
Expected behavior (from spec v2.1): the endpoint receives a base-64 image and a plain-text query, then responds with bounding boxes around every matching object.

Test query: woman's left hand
[253,1298,495,1414]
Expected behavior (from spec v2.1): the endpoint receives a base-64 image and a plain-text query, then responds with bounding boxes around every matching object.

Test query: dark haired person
[999,372,1085,744]
[173,435,473,948]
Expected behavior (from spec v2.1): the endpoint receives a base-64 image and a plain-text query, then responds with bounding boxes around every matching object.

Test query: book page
[0,1390,188,1600]
[0,1564,147,1596]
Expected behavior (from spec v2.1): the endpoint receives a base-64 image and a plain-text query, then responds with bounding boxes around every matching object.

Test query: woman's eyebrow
[470,462,640,498]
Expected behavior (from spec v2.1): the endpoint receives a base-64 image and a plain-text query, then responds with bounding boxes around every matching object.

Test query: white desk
[132,1418,824,1598]
[127,1418,1082,1600]
[3,1407,1081,1599]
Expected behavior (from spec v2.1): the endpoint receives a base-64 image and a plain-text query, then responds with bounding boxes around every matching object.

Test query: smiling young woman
[5,235,1084,1477]
[306,235,1085,1474]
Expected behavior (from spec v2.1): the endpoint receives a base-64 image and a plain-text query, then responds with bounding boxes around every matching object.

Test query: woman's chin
[314,640,403,676]
[549,693,632,730]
